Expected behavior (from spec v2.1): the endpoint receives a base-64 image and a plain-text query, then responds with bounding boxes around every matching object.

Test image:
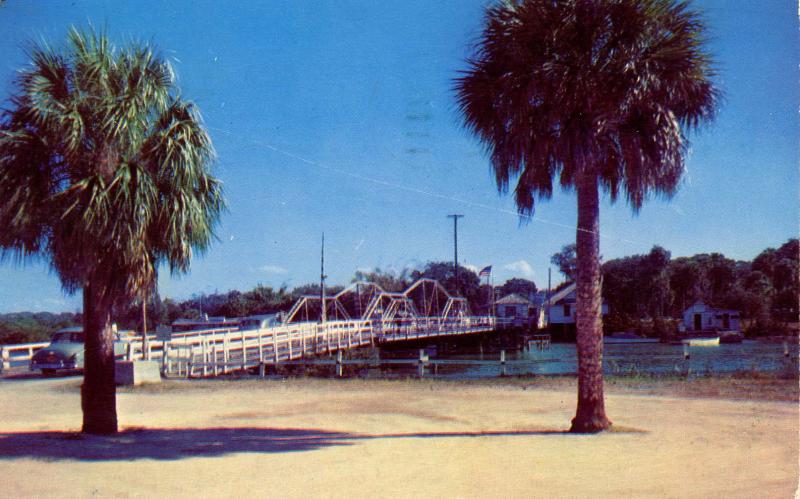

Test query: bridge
[1,278,496,378]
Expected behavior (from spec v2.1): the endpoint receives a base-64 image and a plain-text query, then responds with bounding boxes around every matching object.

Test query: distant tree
[456,0,717,432]
[498,278,538,298]
[551,244,577,281]
[668,258,705,314]
[0,312,80,344]
[411,262,482,311]
[352,268,411,292]
[243,284,292,314]
[752,239,799,321]
[291,283,344,298]
[0,28,223,433]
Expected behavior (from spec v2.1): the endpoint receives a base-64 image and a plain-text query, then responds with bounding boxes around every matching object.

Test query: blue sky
[0,0,797,313]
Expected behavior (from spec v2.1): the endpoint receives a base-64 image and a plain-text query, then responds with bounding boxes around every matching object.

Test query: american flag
[478,265,492,277]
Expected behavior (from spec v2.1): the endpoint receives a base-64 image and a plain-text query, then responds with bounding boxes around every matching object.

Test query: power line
[206,125,635,244]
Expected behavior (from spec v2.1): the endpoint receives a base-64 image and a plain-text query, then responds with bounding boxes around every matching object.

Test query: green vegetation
[454,0,718,432]
[0,27,223,434]
[597,239,798,337]
[0,312,79,344]
[2,240,795,345]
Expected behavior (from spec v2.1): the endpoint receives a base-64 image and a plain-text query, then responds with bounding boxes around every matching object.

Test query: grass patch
[112,371,798,402]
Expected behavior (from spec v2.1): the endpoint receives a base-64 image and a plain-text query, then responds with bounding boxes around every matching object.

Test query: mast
[320,232,327,323]
[447,214,464,296]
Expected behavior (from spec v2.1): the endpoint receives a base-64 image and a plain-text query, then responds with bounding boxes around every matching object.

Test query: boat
[682,336,720,346]
[719,331,744,344]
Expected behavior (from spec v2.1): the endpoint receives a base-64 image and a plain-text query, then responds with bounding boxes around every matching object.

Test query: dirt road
[0,377,796,498]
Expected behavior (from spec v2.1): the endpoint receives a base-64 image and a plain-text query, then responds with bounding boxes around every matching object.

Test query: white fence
[0,316,496,378]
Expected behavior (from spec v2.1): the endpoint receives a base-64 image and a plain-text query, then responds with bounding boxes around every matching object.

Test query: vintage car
[30,327,128,375]
[239,313,284,331]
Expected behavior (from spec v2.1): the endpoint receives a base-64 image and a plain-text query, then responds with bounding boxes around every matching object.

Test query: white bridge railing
[1,316,496,377]
[0,342,51,373]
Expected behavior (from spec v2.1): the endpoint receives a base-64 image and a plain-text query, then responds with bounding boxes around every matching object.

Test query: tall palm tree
[455,0,717,432]
[0,27,224,434]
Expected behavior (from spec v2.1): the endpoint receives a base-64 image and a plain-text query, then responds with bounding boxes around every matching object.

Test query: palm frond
[0,26,225,304]
[454,0,718,215]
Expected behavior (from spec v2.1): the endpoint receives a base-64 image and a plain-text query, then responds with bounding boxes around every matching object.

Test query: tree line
[0,260,486,344]
[551,239,798,336]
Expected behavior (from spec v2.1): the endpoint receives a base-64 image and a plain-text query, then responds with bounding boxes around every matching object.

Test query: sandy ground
[0,377,797,499]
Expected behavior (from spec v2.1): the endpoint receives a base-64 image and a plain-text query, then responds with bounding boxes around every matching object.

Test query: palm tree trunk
[570,171,612,433]
[81,280,118,434]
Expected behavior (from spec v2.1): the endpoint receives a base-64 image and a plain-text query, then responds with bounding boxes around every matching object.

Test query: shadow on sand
[0,427,573,462]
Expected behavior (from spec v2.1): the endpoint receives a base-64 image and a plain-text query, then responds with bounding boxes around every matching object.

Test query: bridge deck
[160,316,495,377]
[0,316,496,378]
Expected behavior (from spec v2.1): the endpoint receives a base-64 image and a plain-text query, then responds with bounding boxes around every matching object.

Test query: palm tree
[0,27,224,434]
[455,0,717,432]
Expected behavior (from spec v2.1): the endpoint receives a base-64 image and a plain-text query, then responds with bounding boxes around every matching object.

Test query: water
[371,340,798,379]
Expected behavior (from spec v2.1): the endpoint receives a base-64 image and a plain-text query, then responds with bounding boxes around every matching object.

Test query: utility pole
[447,214,464,296]
[320,232,327,323]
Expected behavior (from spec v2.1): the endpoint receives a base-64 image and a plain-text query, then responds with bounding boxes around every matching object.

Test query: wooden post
[326,324,331,353]
[213,339,219,376]
[783,340,790,358]
[241,330,247,371]
[500,349,507,377]
[418,348,427,378]
[259,362,266,378]
[223,332,230,373]
[258,332,264,364]
[273,331,279,363]
[202,339,208,377]
[288,329,294,359]
[126,342,134,361]
[336,349,343,378]
[161,342,169,375]
[0,348,7,374]
[347,323,353,349]
[683,343,690,360]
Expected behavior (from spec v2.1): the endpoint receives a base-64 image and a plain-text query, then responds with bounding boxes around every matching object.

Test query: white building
[494,283,609,330]
[495,293,536,329]
[682,301,740,332]
[546,283,609,325]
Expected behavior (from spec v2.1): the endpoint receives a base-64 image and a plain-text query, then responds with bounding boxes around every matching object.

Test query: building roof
[495,293,531,305]
[685,301,739,314]
[548,283,577,305]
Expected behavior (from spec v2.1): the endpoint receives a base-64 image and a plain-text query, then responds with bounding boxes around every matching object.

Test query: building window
[563,304,571,317]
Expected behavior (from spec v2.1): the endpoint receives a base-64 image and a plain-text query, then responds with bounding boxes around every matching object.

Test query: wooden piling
[160,342,169,375]
[418,348,427,378]
[683,343,690,360]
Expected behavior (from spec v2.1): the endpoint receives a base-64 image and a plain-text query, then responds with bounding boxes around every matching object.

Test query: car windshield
[52,332,84,343]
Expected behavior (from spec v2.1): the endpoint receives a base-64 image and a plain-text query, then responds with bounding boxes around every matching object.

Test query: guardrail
[0,342,51,373]
[1,316,496,378]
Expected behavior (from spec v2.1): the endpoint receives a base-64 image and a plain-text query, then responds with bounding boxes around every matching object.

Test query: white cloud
[463,264,479,274]
[260,264,288,274]
[503,260,535,278]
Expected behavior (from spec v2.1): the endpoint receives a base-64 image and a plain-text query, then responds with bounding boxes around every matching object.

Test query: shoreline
[118,371,799,402]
